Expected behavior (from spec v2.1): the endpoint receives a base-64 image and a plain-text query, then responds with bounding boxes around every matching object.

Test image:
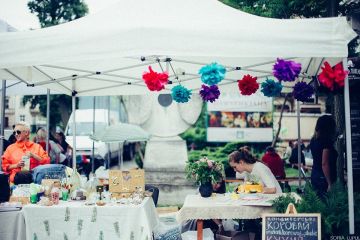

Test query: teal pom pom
[171,85,192,103]
[261,79,283,97]
[198,62,226,86]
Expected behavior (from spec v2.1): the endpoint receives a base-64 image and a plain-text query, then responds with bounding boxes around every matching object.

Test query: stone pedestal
[144,136,196,205]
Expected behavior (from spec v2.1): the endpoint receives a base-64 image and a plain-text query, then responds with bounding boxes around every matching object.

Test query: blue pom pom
[261,79,283,97]
[198,62,226,86]
[171,85,192,103]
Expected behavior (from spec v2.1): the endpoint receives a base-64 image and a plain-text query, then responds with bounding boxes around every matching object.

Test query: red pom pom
[237,74,259,95]
[318,61,348,91]
[142,66,169,91]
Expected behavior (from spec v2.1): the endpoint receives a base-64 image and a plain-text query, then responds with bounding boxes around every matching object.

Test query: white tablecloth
[23,197,159,240]
[0,210,26,240]
[177,193,280,223]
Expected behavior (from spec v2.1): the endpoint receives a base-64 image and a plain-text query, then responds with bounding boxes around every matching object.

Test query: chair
[145,184,159,207]
[32,164,67,184]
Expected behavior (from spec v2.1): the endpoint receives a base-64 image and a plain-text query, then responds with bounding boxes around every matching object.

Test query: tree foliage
[22,94,73,131]
[28,0,88,28]
[25,0,88,129]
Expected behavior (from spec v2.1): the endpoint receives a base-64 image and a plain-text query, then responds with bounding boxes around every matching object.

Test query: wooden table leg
[197,219,203,240]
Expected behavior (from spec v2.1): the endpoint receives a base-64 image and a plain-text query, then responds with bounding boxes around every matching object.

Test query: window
[20,115,25,121]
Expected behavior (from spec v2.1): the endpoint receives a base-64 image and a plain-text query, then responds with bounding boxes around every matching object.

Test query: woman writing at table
[229,147,282,194]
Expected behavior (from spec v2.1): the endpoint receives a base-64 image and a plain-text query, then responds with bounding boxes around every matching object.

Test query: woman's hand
[16,160,25,168]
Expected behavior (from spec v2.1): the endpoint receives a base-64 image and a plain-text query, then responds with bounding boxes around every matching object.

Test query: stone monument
[123,93,202,204]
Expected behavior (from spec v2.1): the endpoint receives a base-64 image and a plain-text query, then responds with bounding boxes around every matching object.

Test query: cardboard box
[216,231,250,240]
[109,169,145,198]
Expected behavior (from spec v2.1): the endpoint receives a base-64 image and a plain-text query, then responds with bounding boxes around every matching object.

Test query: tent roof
[0,0,356,96]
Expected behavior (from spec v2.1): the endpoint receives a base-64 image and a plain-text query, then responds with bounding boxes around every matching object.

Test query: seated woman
[228,147,282,194]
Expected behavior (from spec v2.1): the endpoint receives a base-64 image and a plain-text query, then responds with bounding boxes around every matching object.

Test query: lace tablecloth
[177,193,280,223]
[23,197,159,240]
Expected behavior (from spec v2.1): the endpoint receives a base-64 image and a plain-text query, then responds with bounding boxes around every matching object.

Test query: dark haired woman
[228,147,282,194]
[310,115,338,195]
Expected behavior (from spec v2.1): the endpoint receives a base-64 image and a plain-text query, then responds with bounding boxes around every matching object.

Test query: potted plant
[185,157,224,197]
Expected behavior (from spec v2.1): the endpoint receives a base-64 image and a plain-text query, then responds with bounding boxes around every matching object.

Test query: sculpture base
[144,137,196,205]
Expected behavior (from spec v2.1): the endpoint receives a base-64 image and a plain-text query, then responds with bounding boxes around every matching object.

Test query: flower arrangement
[260,78,283,97]
[292,81,314,102]
[199,84,220,102]
[318,61,348,91]
[237,74,259,95]
[171,85,192,103]
[198,62,226,86]
[273,58,302,82]
[142,66,169,91]
[185,157,224,184]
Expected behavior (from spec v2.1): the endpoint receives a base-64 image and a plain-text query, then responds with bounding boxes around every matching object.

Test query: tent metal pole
[72,85,77,171]
[344,58,354,234]
[0,80,6,161]
[46,89,50,154]
[297,100,302,189]
[92,96,95,173]
[107,96,111,169]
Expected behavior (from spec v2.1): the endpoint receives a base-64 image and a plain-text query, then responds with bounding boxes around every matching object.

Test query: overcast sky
[0,0,120,30]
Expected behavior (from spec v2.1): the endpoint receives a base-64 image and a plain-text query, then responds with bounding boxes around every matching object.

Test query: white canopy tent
[0,0,357,233]
[0,0,356,96]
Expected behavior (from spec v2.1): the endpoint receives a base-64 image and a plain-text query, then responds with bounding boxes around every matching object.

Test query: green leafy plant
[185,157,224,184]
[272,182,360,237]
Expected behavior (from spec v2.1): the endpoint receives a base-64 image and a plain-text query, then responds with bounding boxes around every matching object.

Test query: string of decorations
[141,58,348,104]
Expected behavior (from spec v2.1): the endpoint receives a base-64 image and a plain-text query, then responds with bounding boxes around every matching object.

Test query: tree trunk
[272,94,289,148]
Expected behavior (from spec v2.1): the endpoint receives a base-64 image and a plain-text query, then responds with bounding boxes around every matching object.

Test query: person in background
[282,141,293,165]
[310,115,338,196]
[289,141,305,167]
[262,146,286,179]
[35,128,62,164]
[54,130,73,166]
[8,124,16,144]
[229,147,282,194]
[1,122,50,183]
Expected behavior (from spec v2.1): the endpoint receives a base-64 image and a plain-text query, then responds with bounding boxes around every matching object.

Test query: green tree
[24,0,88,130]
[28,0,88,28]
[22,94,73,131]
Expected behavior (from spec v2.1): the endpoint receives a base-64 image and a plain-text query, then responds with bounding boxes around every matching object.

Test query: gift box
[216,231,250,240]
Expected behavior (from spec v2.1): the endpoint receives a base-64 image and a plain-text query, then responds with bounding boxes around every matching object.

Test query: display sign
[207,92,273,142]
[348,57,360,192]
[262,204,321,240]
[109,169,145,198]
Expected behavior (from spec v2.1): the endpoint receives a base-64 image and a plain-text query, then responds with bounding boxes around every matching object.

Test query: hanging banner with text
[207,92,273,142]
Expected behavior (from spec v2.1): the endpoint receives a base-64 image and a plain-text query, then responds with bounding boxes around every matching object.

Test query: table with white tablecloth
[22,197,159,240]
[177,193,279,240]
[0,210,26,240]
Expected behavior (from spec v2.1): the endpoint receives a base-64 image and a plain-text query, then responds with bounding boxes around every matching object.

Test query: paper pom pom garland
[198,62,226,86]
[142,66,169,91]
[318,61,348,91]
[237,74,259,96]
[171,85,192,103]
[199,84,220,102]
[292,81,314,102]
[261,79,283,97]
[273,58,302,82]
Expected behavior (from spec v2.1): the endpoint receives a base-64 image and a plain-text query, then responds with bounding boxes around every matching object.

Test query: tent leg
[297,100,302,189]
[72,91,77,171]
[344,58,355,234]
[0,80,6,161]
